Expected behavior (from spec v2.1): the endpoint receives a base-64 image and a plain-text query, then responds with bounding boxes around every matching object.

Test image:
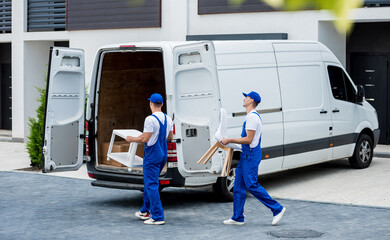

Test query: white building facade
[0,0,389,144]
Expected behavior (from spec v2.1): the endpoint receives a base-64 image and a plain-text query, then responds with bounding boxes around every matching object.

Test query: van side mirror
[356,85,365,104]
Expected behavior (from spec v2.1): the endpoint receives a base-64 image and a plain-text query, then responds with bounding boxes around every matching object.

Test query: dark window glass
[328,66,356,103]
[344,71,356,102]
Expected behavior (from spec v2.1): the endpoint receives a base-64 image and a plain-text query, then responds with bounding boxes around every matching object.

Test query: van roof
[97,40,339,64]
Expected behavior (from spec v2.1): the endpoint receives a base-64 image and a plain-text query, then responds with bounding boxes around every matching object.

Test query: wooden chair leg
[221,148,232,177]
[197,142,219,164]
[225,148,234,177]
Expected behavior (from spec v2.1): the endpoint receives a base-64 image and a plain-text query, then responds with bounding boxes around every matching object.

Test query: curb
[374,152,390,158]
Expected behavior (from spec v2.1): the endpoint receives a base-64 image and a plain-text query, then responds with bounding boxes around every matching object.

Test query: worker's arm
[220,130,255,145]
[126,132,153,144]
[167,131,173,142]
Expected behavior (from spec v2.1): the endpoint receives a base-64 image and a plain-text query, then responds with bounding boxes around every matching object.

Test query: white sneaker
[272,207,286,226]
[135,211,150,220]
[144,219,165,225]
[223,218,244,225]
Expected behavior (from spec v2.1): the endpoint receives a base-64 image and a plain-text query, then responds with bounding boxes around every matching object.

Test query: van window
[179,52,202,65]
[328,66,355,103]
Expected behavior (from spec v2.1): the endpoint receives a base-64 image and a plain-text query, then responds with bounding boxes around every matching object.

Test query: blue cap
[243,91,261,103]
[148,93,163,104]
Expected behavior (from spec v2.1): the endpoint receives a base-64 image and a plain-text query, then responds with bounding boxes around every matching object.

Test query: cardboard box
[99,141,144,167]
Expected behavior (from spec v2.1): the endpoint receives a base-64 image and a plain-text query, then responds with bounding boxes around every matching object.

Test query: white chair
[106,129,143,170]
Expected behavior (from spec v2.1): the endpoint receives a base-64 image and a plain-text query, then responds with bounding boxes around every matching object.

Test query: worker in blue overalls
[126,93,173,225]
[221,91,286,226]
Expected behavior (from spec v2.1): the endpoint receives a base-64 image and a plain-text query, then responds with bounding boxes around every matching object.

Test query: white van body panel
[273,42,333,169]
[58,40,378,188]
[43,47,85,172]
[213,41,284,174]
[172,42,223,177]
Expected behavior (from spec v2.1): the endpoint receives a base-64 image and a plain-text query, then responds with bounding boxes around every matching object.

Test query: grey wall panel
[67,0,161,30]
[198,0,276,14]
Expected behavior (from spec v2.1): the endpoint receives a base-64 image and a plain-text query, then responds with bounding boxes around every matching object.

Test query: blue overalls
[140,114,168,221]
[232,111,283,222]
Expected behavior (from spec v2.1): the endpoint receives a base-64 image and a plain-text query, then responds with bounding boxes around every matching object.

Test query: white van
[42,40,379,200]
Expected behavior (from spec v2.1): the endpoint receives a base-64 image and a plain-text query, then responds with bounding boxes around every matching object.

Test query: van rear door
[172,42,221,176]
[42,47,85,173]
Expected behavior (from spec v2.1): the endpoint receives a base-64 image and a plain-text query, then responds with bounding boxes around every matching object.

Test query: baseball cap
[243,91,261,103]
[148,93,163,104]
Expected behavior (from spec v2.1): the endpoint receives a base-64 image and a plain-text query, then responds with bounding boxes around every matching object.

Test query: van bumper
[373,129,380,148]
[86,161,185,189]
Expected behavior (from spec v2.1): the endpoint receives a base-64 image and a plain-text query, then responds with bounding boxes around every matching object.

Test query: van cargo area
[95,50,167,174]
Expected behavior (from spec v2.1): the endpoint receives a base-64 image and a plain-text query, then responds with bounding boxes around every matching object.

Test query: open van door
[42,47,85,173]
[173,42,222,176]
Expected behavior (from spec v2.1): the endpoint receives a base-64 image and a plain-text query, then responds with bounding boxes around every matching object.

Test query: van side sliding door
[273,43,333,169]
[172,42,221,177]
[42,47,85,173]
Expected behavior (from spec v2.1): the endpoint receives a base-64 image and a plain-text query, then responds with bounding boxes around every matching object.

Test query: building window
[0,0,11,33]
[27,0,66,32]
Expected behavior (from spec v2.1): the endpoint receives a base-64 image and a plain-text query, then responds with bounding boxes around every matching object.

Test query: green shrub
[26,85,46,168]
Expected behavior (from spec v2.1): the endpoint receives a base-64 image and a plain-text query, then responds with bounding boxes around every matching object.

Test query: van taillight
[159,180,170,185]
[167,142,177,162]
[88,172,94,179]
[85,121,89,156]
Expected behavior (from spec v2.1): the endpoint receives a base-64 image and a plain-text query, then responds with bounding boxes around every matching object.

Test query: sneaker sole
[144,221,165,225]
[223,221,244,226]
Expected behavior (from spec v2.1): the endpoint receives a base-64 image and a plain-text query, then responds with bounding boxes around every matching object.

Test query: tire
[212,160,238,202]
[349,134,373,169]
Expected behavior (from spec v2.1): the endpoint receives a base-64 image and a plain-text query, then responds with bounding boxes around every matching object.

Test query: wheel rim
[359,140,372,163]
[226,168,236,192]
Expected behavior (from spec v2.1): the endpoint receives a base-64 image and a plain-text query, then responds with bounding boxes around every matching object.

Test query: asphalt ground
[1,171,390,240]
[1,141,390,239]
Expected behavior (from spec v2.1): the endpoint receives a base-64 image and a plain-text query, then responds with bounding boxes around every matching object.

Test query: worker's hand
[221,138,230,145]
[125,136,133,143]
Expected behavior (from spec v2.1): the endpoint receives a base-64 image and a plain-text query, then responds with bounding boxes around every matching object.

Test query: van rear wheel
[349,134,373,169]
[213,160,238,202]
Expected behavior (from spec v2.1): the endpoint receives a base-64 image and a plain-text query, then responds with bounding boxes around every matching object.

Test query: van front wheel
[349,134,373,169]
[213,160,238,202]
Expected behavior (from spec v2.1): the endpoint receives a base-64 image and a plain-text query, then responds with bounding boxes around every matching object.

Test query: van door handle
[320,110,328,114]
[332,109,340,113]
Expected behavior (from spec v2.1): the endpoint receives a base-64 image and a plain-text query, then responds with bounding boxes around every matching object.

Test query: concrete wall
[23,41,53,138]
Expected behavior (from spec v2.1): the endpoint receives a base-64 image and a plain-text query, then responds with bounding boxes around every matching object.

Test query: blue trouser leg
[143,159,164,221]
[140,158,166,215]
[232,161,247,222]
[140,169,150,213]
[241,158,283,216]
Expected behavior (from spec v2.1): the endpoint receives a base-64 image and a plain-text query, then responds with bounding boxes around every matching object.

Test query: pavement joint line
[1,170,93,181]
[2,170,390,210]
[274,197,390,210]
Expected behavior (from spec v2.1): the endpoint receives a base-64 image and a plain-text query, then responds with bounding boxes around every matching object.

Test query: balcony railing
[28,0,66,32]
[0,0,11,33]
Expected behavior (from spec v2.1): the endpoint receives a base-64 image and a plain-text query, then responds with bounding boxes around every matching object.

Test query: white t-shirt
[245,110,263,148]
[143,112,173,146]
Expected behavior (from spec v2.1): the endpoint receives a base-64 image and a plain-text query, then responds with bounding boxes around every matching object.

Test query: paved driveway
[1,171,389,240]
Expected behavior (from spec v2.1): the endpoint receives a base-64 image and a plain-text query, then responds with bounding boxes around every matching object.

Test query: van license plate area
[168,162,178,168]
